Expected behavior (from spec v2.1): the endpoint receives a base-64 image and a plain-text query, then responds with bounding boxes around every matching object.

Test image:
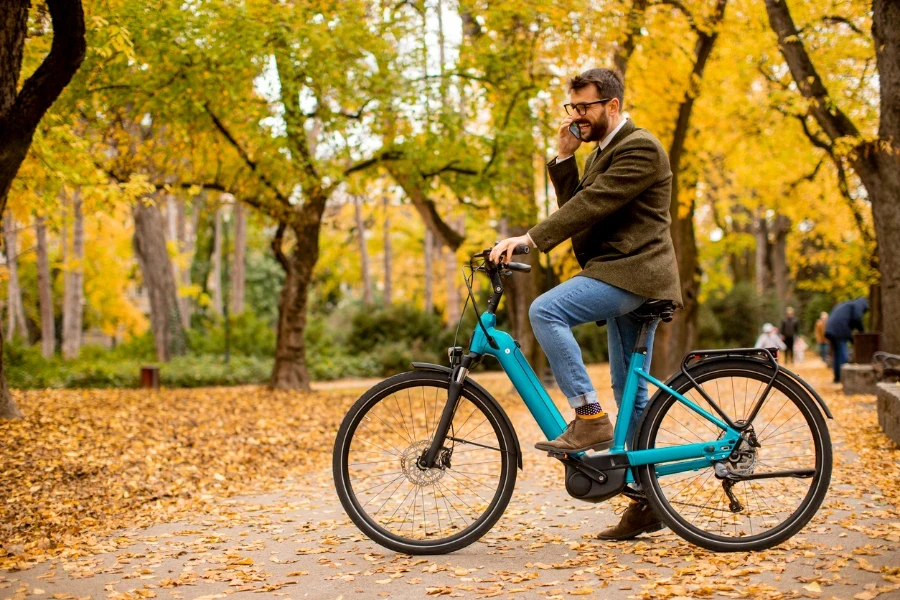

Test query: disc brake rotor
[400,440,446,485]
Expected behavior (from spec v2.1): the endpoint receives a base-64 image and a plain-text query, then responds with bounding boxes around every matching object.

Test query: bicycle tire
[635,359,831,552]
[333,370,518,554]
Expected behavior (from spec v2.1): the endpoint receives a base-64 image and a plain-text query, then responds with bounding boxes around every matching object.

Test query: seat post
[633,318,657,355]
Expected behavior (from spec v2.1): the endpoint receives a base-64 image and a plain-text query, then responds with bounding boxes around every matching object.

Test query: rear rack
[679,347,780,431]
[682,347,779,371]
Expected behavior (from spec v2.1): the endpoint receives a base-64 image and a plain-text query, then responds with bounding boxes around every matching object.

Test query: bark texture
[230,202,246,315]
[353,195,373,306]
[211,206,223,315]
[424,227,434,313]
[132,198,187,361]
[3,213,27,340]
[382,195,392,307]
[61,190,83,359]
[35,215,54,358]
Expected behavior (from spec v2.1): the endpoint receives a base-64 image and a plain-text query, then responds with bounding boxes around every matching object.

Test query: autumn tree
[763,0,900,353]
[0,0,86,419]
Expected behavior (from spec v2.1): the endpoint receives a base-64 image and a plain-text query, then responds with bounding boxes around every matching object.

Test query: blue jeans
[828,335,848,382]
[528,276,658,446]
[818,342,829,363]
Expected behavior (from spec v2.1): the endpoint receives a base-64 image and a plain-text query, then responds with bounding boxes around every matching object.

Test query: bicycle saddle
[632,299,676,322]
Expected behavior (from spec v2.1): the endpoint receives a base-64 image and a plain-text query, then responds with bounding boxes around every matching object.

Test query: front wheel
[333,370,517,554]
[636,359,832,552]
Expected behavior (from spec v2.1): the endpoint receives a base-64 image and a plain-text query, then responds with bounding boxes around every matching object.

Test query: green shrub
[699,282,779,349]
[186,312,276,357]
[350,304,443,353]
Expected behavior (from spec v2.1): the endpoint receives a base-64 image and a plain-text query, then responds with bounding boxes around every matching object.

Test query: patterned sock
[575,403,606,419]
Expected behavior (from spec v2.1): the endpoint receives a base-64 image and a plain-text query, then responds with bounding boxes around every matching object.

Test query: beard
[576,110,610,143]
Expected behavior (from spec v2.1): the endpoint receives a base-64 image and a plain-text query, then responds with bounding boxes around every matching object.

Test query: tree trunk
[35,215,54,358]
[0,0,86,418]
[0,0,86,212]
[651,0,727,378]
[211,206,223,315]
[353,194,373,306]
[269,200,329,390]
[764,0,900,353]
[190,192,216,308]
[614,0,649,77]
[62,189,83,359]
[3,213,27,340]
[424,226,434,313]
[754,210,770,296]
[230,202,246,315]
[175,196,192,327]
[444,216,464,327]
[770,213,791,308]
[132,197,187,361]
[164,194,190,328]
[383,195,392,307]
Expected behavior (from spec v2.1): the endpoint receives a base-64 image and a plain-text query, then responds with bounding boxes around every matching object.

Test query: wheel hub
[400,440,446,485]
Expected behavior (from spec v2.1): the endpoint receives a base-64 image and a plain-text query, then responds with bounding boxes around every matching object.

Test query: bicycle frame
[467,312,742,482]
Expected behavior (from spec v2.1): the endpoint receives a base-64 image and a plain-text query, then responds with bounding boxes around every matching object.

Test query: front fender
[411,362,523,470]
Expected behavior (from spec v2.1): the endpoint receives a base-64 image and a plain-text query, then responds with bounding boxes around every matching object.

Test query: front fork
[421,353,474,468]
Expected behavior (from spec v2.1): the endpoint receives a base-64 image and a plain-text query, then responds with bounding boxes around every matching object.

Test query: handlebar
[469,244,532,276]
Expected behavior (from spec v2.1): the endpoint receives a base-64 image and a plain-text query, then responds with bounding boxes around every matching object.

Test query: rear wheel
[636,359,831,552]
[333,371,517,554]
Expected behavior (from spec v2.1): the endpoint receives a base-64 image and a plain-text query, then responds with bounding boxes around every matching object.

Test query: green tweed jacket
[528,119,682,306]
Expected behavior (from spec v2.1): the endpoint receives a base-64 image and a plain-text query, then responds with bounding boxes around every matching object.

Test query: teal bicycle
[333,245,832,553]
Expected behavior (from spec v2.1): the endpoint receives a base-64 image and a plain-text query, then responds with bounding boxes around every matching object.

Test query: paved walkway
[2,361,898,600]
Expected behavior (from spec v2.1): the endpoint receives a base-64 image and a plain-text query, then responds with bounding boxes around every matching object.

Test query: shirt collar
[599,116,628,151]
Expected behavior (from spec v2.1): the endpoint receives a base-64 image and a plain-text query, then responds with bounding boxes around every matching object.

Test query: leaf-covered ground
[1,361,898,599]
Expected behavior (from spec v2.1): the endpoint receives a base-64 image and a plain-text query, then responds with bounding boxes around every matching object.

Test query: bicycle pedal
[546,451,569,460]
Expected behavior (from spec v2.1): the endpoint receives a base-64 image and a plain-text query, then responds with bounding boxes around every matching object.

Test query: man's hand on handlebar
[489,235,533,265]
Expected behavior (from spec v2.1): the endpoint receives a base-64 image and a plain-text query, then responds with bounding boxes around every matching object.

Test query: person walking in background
[755,323,787,353]
[814,312,829,363]
[780,306,799,364]
[825,297,869,383]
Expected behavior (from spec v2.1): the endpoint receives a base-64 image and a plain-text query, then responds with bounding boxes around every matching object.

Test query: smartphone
[568,122,582,140]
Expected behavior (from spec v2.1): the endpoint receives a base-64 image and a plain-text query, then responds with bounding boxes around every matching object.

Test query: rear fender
[411,362,523,470]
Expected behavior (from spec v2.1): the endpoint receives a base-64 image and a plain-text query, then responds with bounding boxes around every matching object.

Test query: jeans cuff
[567,390,600,409]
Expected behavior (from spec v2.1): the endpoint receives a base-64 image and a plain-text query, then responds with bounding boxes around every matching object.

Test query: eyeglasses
[564,98,613,116]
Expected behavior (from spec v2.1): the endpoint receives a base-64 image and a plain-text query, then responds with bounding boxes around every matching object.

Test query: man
[825,297,868,383]
[780,307,799,364]
[814,312,829,363]
[491,68,681,540]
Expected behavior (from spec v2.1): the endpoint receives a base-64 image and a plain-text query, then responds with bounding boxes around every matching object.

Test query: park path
[1,361,898,600]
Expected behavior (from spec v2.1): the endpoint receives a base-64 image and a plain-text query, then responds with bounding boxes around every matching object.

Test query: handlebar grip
[513,244,530,256]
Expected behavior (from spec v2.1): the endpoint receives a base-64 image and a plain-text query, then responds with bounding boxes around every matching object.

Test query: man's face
[569,86,618,143]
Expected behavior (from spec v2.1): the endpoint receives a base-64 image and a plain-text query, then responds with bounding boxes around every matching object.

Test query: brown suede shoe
[534,415,614,453]
[596,500,666,540]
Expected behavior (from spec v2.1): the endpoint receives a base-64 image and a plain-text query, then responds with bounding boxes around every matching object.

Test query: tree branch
[203,103,292,206]
[652,0,700,34]
[763,0,860,142]
[271,221,290,272]
[0,0,86,209]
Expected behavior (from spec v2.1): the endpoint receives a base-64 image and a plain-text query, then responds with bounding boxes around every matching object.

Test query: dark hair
[568,68,624,107]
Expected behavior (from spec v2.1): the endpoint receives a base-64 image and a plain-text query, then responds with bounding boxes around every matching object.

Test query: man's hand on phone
[557,115,582,161]
[489,235,532,265]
